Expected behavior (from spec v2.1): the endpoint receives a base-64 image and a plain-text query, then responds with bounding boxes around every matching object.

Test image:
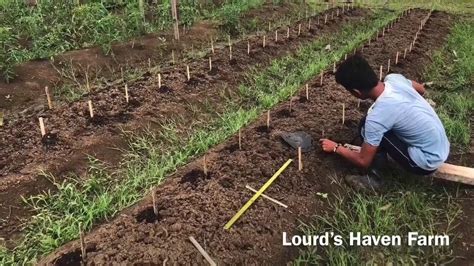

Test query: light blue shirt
[364,74,450,171]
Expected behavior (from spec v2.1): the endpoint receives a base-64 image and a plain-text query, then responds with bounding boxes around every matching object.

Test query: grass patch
[424,19,474,149]
[0,9,400,264]
[294,172,461,264]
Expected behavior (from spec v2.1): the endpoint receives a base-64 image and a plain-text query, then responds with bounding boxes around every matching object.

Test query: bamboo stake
[298,146,303,171]
[298,24,301,36]
[331,11,334,20]
[379,65,383,81]
[45,86,52,109]
[382,27,385,37]
[158,73,162,88]
[209,57,212,71]
[409,42,413,52]
[404,48,407,58]
[247,40,250,55]
[324,14,328,24]
[88,100,94,118]
[333,62,336,73]
[238,129,242,150]
[148,58,151,70]
[39,117,46,136]
[289,97,293,112]
[203,155,208,176]
[125,84,129,103]
[79,223,86,261]
[344,54,347,60]
[189,236,217,266]
[287,27,290,38]
[263,35,266,47]
[342,103,345,125]
[305,84,309,100]
[266,110,270,129]
[151,188,158,216]
[211,39,214,54]
[245,185,287,208]
[229,45,232,60]
[275,30,278,42]
[387,58,391,73]
[395,51,399,65]
[320,71,323,86]
[186,65,190,81]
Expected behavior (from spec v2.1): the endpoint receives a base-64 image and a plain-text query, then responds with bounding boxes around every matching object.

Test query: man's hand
[319,139,339,153]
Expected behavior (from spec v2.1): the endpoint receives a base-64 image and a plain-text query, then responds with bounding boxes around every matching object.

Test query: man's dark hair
[335,54,378,94]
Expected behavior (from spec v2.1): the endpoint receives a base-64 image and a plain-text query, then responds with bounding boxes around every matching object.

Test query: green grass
[424,19,474,149]
[294,172,461,265]
[361,0,474,14]
[0,9,400,264]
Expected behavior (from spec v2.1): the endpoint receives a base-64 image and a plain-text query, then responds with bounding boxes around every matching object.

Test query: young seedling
[39,117,46,136]
[88,100,94,118]
[151,188,158,216]
[45,86,53,109]
[305,84,309,100]
[79,223,86,261]
[298,146,303,171]
[266,110,270,129]
[395,51,399,65]
[125,84,129,103]
[186,65,190,81]
[238,129,242,150]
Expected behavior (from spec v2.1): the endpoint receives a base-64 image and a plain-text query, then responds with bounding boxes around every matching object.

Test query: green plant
[0,27,18,82]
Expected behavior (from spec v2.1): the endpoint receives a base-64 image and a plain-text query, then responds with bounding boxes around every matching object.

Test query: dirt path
[39,9,469,265]
[0,7,369,246]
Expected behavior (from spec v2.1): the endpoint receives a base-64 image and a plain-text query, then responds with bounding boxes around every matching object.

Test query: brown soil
[40,10,473,265]
[0,8,369,246]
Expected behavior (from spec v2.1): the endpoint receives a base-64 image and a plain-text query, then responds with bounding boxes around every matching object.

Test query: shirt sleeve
[363,105,397,146]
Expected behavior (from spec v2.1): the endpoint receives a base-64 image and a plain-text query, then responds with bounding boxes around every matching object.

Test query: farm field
[0,0,473,265]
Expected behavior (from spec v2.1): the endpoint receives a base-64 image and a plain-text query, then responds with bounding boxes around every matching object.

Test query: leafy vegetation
[424,19,474,149]
[0,9,398,264]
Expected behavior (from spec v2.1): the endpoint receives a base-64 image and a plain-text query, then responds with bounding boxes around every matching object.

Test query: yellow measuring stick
[224,159,293,230]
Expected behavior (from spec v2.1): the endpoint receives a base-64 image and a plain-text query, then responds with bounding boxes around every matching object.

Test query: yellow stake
[224,159,293,230]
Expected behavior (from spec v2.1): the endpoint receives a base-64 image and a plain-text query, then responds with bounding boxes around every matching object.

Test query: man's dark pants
[359,117,436,176]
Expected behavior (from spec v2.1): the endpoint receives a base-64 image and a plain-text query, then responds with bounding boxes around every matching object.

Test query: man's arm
[320,139,378,168]
[411,80,426,96]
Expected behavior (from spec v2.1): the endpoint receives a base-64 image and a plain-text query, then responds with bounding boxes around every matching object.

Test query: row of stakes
[36,4,358,141]
[76,8,431,264]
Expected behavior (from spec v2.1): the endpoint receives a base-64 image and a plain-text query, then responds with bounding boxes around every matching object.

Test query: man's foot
[344,174,384,193]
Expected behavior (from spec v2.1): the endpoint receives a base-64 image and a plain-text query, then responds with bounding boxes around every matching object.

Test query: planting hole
[208,66,219,76]
[180,169,211,186]
[41,133,58,147]
[186,77,200,87]
[276,109,295,118]
[219,178,234,189]
[158,85,173,94]
[136,206,162,223]
[53,246,96,266]
[255,125,272,133]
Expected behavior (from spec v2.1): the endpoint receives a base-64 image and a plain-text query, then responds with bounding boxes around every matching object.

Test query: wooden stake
[275,30,278,42]
[247,40,250,55]
[229,45,232,60]
[382,27,385,37]
[189,236,217,266]
[320,71,323,86]
[379,65,383,81]
[245,185,287,208]
[287,27,290,38]
[404,48,407,58]
[298,146,303,171]
[79,223,86,261]
[263,35,266,47]
[158,73,162,88]
[344,54,347,60]
[331,11,334,20]
[45,86,53,109]
[333,62,336,73]
[324,14,328,24]
[298,24,301,36]
[238,129,242,150]
[39,117,46,136]
[209,57,212,71]
[266,110,270,129]
[289,97,293,112]
[387,58,391,73]
[203,155,208,176]
[186,65,190,81]
[125,84,129,103]
[211,39,214,54]
[148,58,151,70]
[151,188,158,216]
[342,103,345,125]
[85,71,90,91]
[409,42,413,52]
[88,100,94,118]
[357,99,361,108]
[305,84,309,100]
[395,51,399,65]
